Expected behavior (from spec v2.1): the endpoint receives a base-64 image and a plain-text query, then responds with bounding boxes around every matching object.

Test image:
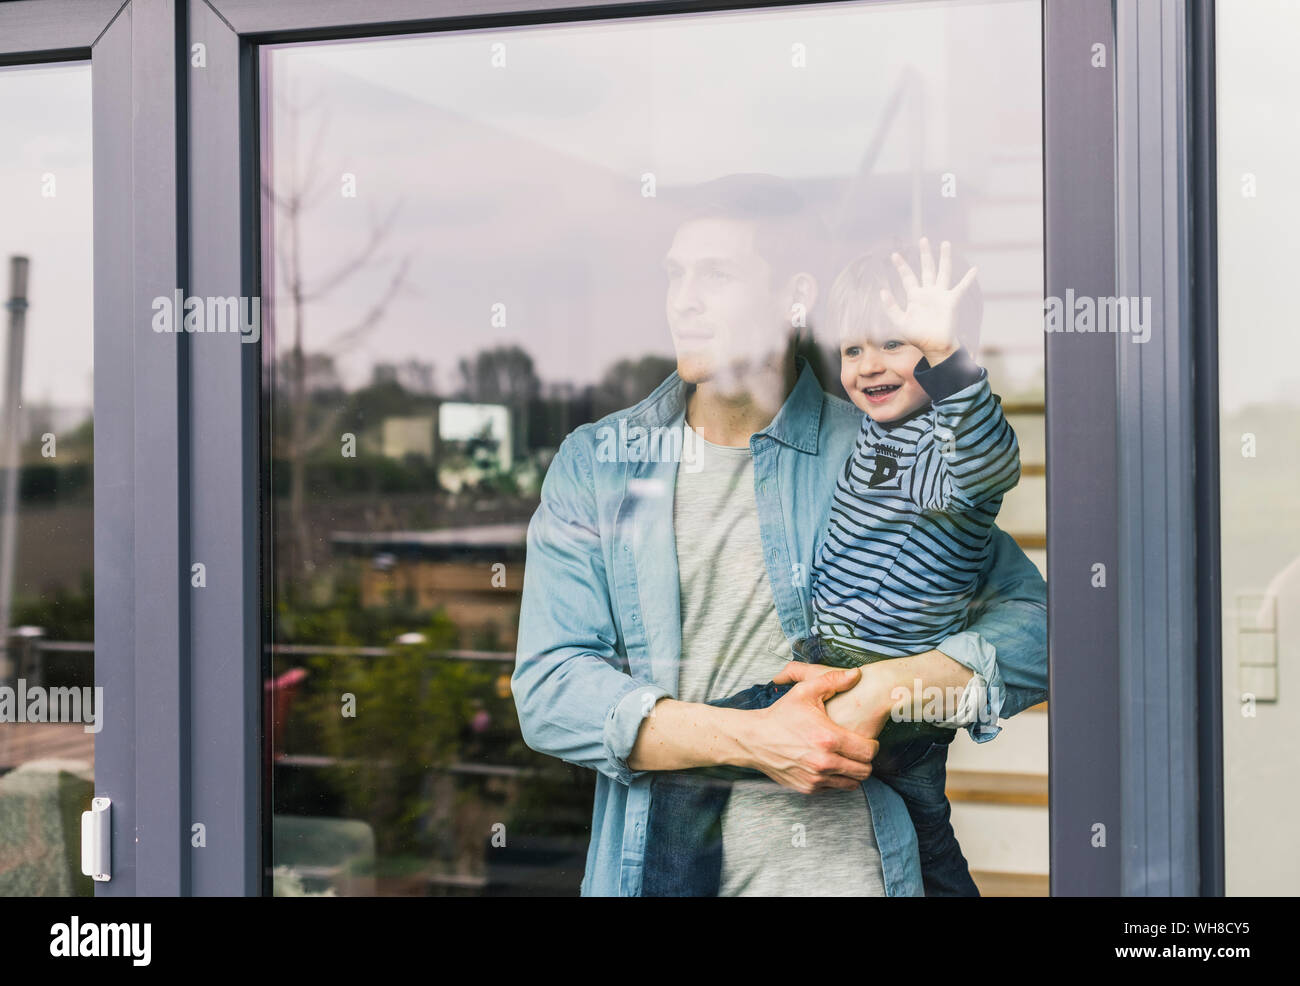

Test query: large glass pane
[262,0,1045,897]
[1216,0,1300,897]
[0,61,95,896]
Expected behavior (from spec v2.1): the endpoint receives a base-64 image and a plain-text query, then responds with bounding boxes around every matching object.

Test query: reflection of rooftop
[331,523,528,560]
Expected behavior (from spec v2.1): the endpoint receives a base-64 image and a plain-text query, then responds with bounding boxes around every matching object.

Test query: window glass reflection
[1216,0,1300,897]
[0,62,95,897]
[263,0,1045,897]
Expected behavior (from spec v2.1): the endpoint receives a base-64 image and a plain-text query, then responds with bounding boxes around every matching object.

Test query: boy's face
[662,217,802,391]
[839,331,930,423]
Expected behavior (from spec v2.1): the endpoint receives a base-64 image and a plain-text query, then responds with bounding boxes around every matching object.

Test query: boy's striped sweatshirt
[810,345,1022,656]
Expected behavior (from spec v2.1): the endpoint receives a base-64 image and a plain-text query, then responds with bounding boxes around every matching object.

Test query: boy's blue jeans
[641,638,980,897]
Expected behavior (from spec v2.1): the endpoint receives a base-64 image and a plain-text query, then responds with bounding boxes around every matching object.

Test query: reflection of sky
[0,62,93,411]
[264,0,1041,395]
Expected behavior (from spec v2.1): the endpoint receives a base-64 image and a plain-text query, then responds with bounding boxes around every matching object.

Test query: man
[512,173,1048,896]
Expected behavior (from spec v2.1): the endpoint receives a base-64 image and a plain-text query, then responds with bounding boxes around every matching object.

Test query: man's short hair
[672,173,830,302]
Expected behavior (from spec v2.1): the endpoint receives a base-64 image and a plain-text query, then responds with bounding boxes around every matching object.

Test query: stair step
[947,770,1048,807]
[971,869,1049,897]
[1010,533,1045,549]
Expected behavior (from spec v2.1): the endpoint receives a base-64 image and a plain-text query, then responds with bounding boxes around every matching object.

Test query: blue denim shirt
[513,359,1048,896]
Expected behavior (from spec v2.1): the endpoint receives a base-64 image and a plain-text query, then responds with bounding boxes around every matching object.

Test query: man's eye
[707,270,733,281]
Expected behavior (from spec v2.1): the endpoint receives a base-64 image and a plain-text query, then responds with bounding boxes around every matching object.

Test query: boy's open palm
[879,237,978,361]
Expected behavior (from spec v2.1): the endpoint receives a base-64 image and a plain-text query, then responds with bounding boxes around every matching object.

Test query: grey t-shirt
[674,427,886,897]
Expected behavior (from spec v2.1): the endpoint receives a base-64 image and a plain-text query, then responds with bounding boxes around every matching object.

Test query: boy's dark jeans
[641,638,980,897]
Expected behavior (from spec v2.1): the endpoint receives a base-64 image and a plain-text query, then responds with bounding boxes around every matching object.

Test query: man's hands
[737,667,880,794]
[878,237,978,366]
[773,660,900,738]
[628,649,975,791]
[775,648,979,737]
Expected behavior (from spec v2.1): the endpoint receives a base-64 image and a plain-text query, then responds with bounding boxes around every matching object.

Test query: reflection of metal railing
[269,643,514,664]
[0,639,514,689]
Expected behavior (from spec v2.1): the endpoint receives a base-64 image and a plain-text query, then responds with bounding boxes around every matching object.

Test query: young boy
[642,238,1021,897]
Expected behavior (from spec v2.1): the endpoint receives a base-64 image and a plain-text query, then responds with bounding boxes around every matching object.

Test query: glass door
[1215,0,1300,897]
[0,59,95,897]
[257,0,1050,897]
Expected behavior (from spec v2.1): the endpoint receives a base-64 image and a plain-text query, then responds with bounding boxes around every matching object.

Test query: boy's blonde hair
[826,245,983,353]
[826,251,896,345]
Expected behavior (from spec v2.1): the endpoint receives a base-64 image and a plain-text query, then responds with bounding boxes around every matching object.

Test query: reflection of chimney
[0,256,31,680]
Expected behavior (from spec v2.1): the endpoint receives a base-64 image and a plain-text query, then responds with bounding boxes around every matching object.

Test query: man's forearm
[884,649,976,720]
[626,698,755,772]
[824,649,975,734]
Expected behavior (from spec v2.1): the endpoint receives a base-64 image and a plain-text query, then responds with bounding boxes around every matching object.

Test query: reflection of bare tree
[455,346,539,404]
[590,355,676,418]
[266,80,412,580]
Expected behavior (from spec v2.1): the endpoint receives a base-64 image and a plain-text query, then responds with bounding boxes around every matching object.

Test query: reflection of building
[381,416,434,460]
[379,401,516,492]
[438,401,511,470]
[331,523,527,647]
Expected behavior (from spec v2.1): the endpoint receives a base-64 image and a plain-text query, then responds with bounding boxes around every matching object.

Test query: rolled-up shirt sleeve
[933,634,1003,741]
[604,682,672,782]
[928,666,991,734]
[936,526,1048,742]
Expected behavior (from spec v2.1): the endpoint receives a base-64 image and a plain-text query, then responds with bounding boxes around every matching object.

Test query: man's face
[662,217,798,389]
[839,330,930,423]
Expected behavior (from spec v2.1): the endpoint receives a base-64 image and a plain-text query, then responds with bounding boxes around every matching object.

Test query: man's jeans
[642,638,980,897]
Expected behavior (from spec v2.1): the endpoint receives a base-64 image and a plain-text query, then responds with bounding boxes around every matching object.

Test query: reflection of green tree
[274,572,560,864]
[13,570,93,641]
[300,612,484,858]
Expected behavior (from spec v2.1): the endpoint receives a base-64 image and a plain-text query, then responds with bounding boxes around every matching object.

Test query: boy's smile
[861,382,903,406]
[840,335,931,423]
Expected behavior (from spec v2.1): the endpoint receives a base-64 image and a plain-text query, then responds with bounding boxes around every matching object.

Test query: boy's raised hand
[879,237,978,365]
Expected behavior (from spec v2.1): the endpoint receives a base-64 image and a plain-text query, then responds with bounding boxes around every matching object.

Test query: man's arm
[935,525,1049,735]
[628,671,879,795]
[787,527,1048,741]
[512,433,673,786]
[513,432,881,790]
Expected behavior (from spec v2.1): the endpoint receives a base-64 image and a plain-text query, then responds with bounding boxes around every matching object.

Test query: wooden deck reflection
[0,723,94,771]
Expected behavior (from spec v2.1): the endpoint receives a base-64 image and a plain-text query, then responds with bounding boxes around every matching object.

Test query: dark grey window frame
[1043,0,1119,896]
[3,0,190,896]
[1,0,1221,896]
